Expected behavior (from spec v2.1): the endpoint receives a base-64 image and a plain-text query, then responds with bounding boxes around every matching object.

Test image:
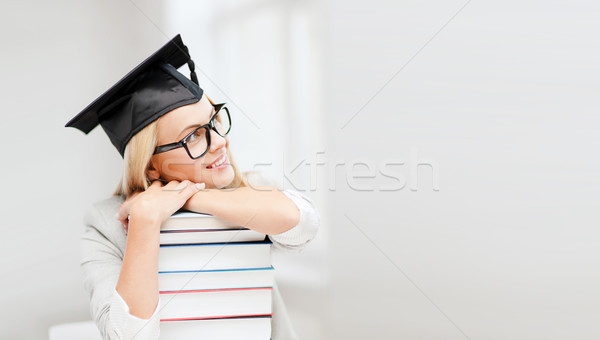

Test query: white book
[161,211,237,230]
[159,317,271,340]
[159,267,274,292]
[160,228,266,245]
[158,242,272,272]
[158,287,272,321]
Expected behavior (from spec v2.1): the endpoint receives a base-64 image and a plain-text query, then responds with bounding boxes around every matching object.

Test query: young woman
[69,35,319,340]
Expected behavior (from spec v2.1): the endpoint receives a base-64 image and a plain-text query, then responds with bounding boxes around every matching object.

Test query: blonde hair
[113,97,249,198]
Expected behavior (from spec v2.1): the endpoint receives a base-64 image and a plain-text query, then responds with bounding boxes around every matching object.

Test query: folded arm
[183,174,320,252]
[183,185,301,236]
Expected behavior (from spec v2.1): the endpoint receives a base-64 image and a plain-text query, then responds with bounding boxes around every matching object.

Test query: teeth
[209,155,226,168]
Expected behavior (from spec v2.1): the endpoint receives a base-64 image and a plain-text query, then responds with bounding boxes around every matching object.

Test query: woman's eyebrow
[177,107,216,138]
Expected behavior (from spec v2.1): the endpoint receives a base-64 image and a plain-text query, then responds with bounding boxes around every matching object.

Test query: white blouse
[80,172,320,339]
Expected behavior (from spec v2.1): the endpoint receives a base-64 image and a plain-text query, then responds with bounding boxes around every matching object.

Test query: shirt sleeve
[268,189,320,252]
[81,204,161,340]
[243,171,320,253]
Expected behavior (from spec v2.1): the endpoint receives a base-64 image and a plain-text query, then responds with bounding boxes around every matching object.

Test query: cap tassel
[188,59,199,85]
[182,45,199,85]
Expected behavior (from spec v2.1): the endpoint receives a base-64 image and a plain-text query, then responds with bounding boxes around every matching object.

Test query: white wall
[321,0,600,339]
[0,1,168,339]
[2,0,599,339]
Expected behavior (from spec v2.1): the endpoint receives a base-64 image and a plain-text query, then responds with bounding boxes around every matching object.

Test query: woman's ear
[147,158,161,181]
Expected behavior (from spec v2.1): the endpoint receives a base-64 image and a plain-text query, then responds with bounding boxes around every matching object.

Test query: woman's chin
[204,165,235,189]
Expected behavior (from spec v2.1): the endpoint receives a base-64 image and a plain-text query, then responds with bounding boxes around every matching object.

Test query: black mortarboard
[64,34,203,157]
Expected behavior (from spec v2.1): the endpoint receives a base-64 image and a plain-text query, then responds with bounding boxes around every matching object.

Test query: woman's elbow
[284,207,301,231]
[276,192,301,232]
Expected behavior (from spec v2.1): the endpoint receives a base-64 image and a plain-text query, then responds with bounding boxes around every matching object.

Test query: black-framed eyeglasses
[153,103,231,159]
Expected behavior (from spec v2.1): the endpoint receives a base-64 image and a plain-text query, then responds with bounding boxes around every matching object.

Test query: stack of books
[157,211,274,339]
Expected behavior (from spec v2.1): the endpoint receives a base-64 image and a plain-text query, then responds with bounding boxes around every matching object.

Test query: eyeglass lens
[185,108,231,158]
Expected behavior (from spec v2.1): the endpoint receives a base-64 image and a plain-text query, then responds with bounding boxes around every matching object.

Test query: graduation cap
[64,34,203,158]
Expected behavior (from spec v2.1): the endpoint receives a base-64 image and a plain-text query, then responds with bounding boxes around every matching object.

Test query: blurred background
[1,0,599,339]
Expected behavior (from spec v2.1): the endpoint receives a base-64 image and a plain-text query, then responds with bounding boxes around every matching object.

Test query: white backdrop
[322,0,600,339]
[1,0,599,339]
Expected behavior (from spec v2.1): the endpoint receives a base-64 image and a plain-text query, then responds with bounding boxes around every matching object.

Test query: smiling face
[147,95,235,189]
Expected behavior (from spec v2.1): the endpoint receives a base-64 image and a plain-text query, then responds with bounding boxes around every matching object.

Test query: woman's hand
[115,180,205,232]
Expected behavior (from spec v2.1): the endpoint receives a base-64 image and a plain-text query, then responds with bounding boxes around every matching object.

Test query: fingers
[172,180,205,195]
[173,180,189,191]
[115,180,205,231]
[150,179,164,187]
[162,180,182,191]
[163,180,204,193]
[165,179,205,197]
[188,181,205,194]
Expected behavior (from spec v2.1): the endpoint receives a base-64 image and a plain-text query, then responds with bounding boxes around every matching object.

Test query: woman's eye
[188,129,204,142]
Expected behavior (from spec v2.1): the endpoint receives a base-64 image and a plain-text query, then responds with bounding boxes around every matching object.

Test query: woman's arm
[82,204,161,340]
[183,185,300,235]
[113,180,204,319]
[115,214,161,319]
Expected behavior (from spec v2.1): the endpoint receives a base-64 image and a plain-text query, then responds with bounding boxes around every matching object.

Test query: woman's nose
[208,128,227,152]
